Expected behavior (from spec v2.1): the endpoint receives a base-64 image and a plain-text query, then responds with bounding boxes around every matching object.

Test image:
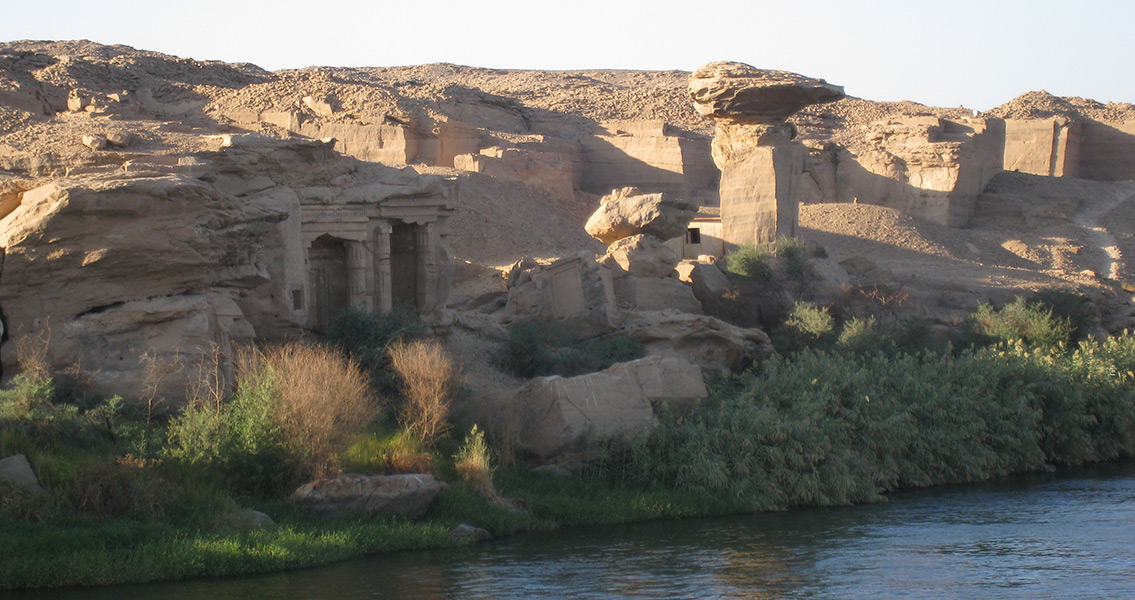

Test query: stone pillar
[346,240,370,311]
[690,62,844,248]
[416,225,437,313]
[374,222,393,314]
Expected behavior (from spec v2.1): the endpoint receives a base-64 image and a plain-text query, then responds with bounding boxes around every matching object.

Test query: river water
[20,461,1135,599]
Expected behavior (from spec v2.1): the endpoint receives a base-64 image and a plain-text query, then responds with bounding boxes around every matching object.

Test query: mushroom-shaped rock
[689,61,845,123]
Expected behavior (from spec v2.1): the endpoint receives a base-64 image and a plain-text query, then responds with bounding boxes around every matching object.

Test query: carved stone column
[374,222,393,314]
[416,225,437,313]
[346,240,370,311]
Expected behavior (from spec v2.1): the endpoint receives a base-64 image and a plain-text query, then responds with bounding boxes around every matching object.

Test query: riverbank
[4,303,1135,591]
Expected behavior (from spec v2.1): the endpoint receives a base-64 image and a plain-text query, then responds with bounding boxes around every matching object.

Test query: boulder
[676,259,731,302]
[290,473,445,519]
[81,134,107,150]
[584,187,699,244]
[221,508,277,532]
[506,355,707,458]
[689,61,845,123]
[614,277,703,314]
[601,234,681,279]
[105,131,134,147]
[621,312,775,371]
[450,523,493,542]
[0,454,42,494]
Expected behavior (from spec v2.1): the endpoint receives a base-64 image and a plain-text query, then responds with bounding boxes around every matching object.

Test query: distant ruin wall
[1003,118,1081,178]
[1079,121,1135,181]
[578,123,718,197]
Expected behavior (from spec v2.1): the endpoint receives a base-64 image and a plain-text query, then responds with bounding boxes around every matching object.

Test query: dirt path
[1071,189,1134,281]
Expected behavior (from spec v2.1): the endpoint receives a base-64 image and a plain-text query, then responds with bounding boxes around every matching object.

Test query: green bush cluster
[964,297,1073,350]
[613,335,1135,510]
[497,321,645,378]
[725,244,773,280]
[327,308,427,396]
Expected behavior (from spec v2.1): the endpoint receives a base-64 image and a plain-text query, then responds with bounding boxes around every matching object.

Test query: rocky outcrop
[690,63,845,123]
[506,355,707,458]
[0,138,456,400]
[584,187,699,244]
[290,473,445,518]
[621,312,775,371]
[690,61,844,247]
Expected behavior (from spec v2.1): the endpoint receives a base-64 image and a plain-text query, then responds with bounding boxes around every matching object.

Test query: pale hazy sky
[3,0,1132,111]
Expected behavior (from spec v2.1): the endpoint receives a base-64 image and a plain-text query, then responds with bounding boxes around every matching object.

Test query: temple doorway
[390,223,420,310]
[308,234,349,332]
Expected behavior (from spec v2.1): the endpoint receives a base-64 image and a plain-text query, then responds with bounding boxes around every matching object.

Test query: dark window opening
[686,227,702,244]
[292,289,304,311]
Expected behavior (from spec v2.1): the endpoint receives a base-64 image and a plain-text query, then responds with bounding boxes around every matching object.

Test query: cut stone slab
[508,355,707,458]
[290,473,445,519]
[0,454,42,494]
[614,276,703,314]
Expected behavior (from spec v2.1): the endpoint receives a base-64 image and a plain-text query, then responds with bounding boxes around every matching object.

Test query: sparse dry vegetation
[389,339,458,445]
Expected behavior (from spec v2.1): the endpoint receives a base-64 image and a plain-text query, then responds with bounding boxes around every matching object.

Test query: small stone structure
[690,62,844,247]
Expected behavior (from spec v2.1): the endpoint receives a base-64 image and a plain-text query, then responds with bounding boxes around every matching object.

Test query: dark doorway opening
[390,223,420,310]
[309,234,349,332]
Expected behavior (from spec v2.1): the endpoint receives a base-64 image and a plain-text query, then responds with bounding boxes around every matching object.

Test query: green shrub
[68,458,176,520]
[725,244,773,280]
[1028,287,1096,342]
[327,309,427,396]
[340,430,435,474]
[165,343,378,495]
[777,236,810,282]
[835,316,883,353]
[454,425,499,503]
[610,333,1135,510]
[497,321,644,378]
[773,302,836,354]
[965,298,1072,350]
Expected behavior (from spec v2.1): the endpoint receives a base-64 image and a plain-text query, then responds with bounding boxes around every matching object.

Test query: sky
[2,0,1132,111]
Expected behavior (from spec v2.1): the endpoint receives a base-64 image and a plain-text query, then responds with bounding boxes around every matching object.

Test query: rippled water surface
[19,461,1135,599]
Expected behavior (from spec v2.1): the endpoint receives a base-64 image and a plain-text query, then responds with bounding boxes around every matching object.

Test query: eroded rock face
[689,62,844,123]
[621,312,775,371]
[584,187,699,244]
[506,356,707,458]
[290,473,445,518]
[691,62,844,248]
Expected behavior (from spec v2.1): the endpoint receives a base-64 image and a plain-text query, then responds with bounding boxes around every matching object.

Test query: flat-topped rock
[689,61,844,123]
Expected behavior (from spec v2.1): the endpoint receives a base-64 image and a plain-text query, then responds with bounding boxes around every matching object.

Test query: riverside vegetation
[4,296,1135,590]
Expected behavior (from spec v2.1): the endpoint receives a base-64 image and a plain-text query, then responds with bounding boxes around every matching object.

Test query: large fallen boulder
[600,234,681,279]
[290,473,445,518]
[621,312,775,371]
[584,187,699,244]
[507,356,707,458]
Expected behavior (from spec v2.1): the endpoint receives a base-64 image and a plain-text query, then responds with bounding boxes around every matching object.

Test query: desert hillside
[3,40,1135,401]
